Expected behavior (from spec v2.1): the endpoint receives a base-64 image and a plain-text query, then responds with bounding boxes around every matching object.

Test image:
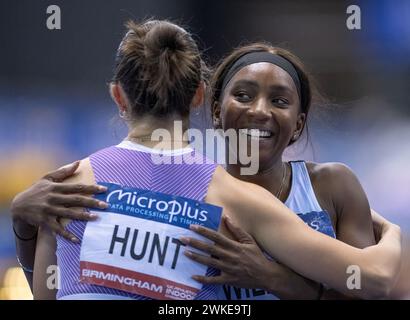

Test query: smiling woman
[224,61,304,171]
[180,43,390,300]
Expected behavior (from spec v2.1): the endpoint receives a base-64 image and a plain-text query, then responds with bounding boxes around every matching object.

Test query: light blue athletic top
[217,161,336,300]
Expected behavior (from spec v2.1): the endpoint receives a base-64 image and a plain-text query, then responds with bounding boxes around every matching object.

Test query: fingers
[52,183,107,195]
[184,250,222,270]
[179,237,230,259]
[48,194,108,209]
[47,219,79,243]
[223,215,255,244]
[371,210,383,242]
[184,249,237,274]
[371,209,388,226]
[191,274,227,285]
[43,161,80,182]
[49,208,99,221]
[189,224,236,249]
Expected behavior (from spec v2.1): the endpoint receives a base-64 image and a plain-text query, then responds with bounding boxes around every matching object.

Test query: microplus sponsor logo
[106,189,208,223]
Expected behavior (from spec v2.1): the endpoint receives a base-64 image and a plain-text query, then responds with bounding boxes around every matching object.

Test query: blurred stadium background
[0,0,409,299]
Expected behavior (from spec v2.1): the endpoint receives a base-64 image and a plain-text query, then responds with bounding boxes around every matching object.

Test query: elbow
[359,226,402,300]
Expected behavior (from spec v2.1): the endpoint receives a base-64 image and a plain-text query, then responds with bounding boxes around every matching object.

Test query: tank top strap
[285,160,322,213]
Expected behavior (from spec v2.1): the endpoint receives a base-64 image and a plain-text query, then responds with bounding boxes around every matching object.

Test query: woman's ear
[292,112,306,141]
[110,82,128,114]
[191,81,206,109]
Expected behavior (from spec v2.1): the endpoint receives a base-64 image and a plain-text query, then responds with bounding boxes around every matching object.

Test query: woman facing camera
[183,43,388,299]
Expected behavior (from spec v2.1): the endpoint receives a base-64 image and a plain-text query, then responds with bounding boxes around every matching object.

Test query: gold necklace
[127,136,190,143]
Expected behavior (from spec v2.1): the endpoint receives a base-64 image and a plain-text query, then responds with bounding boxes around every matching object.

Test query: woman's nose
[246,98,271,121]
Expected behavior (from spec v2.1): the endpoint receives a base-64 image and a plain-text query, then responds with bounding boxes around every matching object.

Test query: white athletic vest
[217,161,336,300]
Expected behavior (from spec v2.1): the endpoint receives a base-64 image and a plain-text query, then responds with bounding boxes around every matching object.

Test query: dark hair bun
[112,19,204,118]
[145,22,185,55]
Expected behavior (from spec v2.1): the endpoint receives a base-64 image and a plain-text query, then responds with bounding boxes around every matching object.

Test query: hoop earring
[119,109,127,119]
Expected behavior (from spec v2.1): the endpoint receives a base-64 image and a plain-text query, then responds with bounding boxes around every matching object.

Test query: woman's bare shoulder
[58,158,95,227]
[62,158,95,185]
[305,161,355,181]
[305,161,363,193]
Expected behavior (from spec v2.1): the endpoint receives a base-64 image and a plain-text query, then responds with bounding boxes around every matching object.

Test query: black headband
[221,51,302,100]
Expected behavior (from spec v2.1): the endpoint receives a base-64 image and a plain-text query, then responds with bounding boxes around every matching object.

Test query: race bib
[217,285,279,300]
[79,182,222,300]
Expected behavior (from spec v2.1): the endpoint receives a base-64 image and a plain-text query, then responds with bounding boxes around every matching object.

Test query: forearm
[265,266,321,300]
[33,227,58,300]
[13,217,38,291]
[321,288,357,300]
[360,223,402,298]
[266,264,355,300]
[9,161,105,293]
[332,226,401,299]
[254,211,398,299]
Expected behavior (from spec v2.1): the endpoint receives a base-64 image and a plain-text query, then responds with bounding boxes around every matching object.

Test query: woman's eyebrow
[269,84,294,95]
[231,79,259,89]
